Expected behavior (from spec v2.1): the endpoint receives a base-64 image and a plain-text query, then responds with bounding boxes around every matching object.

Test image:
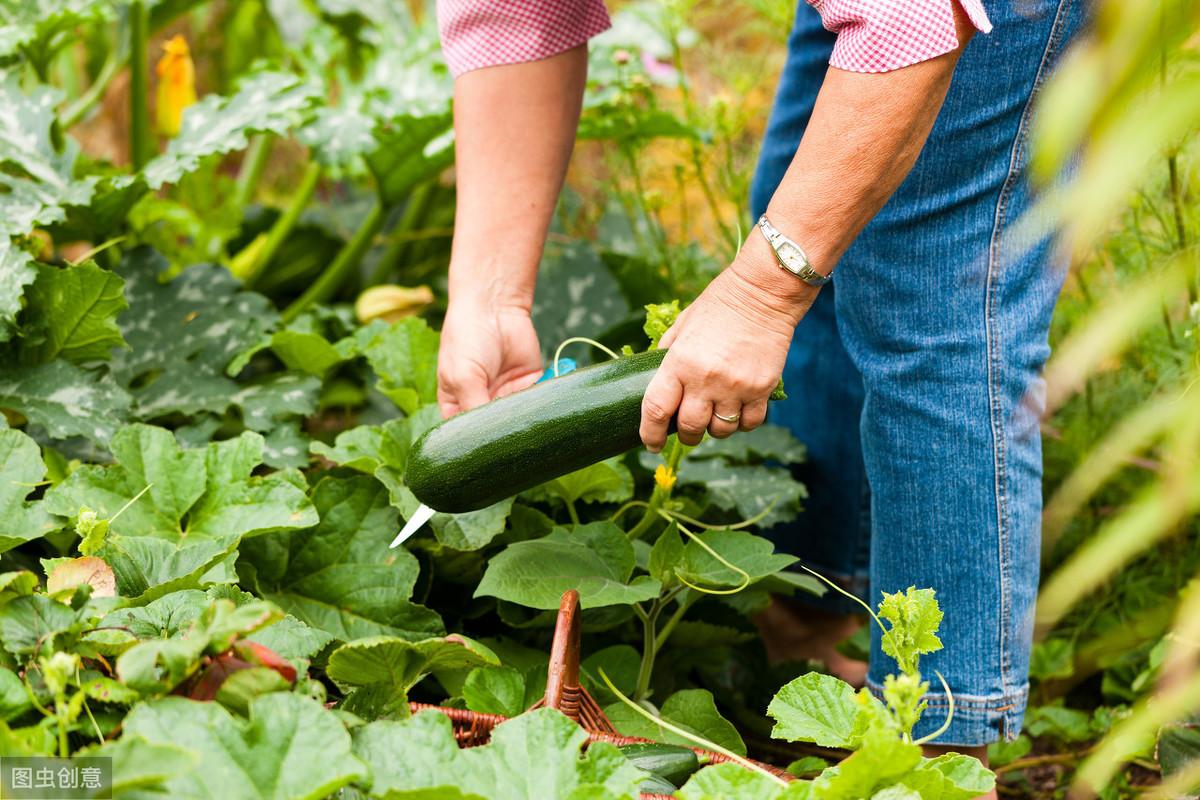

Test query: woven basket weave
[408,589,794,798]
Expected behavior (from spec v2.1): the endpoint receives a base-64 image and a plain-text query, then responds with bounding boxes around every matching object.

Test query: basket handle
[543,589,582,716]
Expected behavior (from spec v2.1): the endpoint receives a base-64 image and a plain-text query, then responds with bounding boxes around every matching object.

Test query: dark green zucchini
[405,349,668,513]
[617,742,701,786]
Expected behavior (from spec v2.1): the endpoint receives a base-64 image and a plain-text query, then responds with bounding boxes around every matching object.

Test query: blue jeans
[751,0,1088,745]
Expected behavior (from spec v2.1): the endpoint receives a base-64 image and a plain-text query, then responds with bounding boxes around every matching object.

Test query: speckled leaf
[20,261,128,364]
[230,373,320,432]
[122,694,367,800]
[531,242,630,362]
[651,453,806,529]
[43,425,315,599]
[142,71,320,190]
[110,247,279,419]
[241,475,444,642]
[0,0,115,65]
[354,318,439,414]
[0,241,35,341]
[476,522,661,610]
[0,359,131,440]
[353,707,644,800]
[688,425,807,465]
[0,429,56,552]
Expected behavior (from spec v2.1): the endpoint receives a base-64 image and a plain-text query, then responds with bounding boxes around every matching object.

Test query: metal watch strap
[757,214,831,287]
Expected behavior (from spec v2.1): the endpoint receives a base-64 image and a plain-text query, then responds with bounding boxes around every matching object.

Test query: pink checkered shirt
[437,1,992,77]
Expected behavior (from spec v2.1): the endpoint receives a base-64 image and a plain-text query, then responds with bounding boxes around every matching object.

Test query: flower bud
[355,284,436,325]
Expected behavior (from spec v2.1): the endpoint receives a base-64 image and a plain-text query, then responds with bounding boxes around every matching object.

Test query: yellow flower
[654,464,677,491]
[155,34,197,137]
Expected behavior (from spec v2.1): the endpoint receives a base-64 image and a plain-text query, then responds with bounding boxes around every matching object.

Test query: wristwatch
[757,214,831,287]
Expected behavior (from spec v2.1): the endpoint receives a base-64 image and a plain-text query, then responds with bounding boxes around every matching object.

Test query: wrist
[448,257,536,314]
[727,228,820,326]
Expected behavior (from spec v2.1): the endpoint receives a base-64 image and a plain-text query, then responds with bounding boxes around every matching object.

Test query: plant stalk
[234,134,275,213]
[626,437,684,540]
[282,200,385,323]
[238,161,322,288]
[634,598,663,701]
[61,48,123,129]
[128,0,152,170]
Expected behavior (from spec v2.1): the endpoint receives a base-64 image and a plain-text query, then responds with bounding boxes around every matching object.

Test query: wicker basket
[409,589,794,799]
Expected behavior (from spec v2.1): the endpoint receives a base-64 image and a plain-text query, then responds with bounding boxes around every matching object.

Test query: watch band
[757,214,831,287]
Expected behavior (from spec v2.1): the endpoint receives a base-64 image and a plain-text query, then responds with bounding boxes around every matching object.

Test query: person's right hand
[437,299,544,418]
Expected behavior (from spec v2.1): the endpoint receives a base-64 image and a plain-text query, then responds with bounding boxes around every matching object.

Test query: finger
[494,367,542,399]
[640,372,683,453]
[675,393,712,447]
[439,369,491,416]
[739,398,768,431]
[707,401,743,439]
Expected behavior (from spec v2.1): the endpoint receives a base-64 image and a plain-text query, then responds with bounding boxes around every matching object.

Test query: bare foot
[923,743,997,800]
[754,597,868,686]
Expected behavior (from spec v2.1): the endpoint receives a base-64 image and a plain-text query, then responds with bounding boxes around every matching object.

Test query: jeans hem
[866,678,1029,747]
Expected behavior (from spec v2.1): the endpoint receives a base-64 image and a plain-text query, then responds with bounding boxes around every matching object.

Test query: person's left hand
[641,234,819,452]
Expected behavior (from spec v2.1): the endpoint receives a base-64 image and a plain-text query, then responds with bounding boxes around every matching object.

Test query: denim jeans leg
[828,0,1089,745]
[750,4,872,612]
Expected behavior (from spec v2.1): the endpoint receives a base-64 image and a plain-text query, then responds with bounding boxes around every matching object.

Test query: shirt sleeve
[809,0,992,73]
[436,0,612,78]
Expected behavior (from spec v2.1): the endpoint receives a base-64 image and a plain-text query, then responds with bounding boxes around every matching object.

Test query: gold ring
[714,411,741,424]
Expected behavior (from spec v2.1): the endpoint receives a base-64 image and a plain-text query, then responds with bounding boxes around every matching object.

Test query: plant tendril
[552,337,621,376]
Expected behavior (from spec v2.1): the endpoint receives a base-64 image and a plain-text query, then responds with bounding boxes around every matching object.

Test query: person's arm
[642,5,978,451]
[437,49,587,417]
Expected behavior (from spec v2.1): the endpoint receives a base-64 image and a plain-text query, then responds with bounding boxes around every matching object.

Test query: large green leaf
[677,763,808,800]
[354,317,439,414]
[0,359,131,440]
[0,429,56,552]
[0,0,114,67]
[530,242,630,362]
[241,475,444,642]
[660,456,807,529]
[327,634,498,719]
[0,593,77,655]
[524,457,634,507]
[43,425,316,599]
[353,707,644,799]
[0,241,35,341]
[476,522,661,610]
[19,261,128,364]
[109,248,280,420]
[310,419,411,474]
[678,530,797,590]
[899,755,995,800]
[122,693,367,799]
[84,735,199,797]
[389,482,514,552]
[142,71,320,190]
[810,715,922,799]
[767,673,865,749]
[687,425,807,465]
[605,688,746,756]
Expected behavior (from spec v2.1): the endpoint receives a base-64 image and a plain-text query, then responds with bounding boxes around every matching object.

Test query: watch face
[776,240,807,272]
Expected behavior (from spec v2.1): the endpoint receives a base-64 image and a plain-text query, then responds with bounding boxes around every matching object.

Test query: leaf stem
[128,0,151,170]
[233,134,274,212]
[237,160,322,287]
[634,598,662,701]
[282,200,385,323]
[61,48,123,129]
[600,668,788,787]
[565,500,581,526]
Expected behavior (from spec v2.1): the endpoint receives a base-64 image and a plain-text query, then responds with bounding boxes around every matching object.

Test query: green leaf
[658,456,807,529]
[353,707,644,799]
[20,261,128,364]
[269,329,346,376]
[44,425,316,599]
[0,0,114,67]
[768,673,873,748]
[676,762,796,800]
[329,634,498,719]
[310,419,411,474]
[0,666,31,721]
[143,71,320,190]
[0,241,35,340]
[647,523,684,589]
[0,594,77,655]
[242,475,444,642]
[0,359,130,440]
[1158,721,1200,777]
[0,570,38,606]
[606,689,746,756]
[476,522,661,610]
[354,317,439,414]
[1023,704,1093,743]
[688,425,807,465]
[216,667,293,716]
[0,429,56,552]
[524,457,633,506]
[206,585,334,665]
[642,300,679,349]
[811,712,921,799]
[101,589,207,638]
[122,693,368,799]
[580,644,640,705]
[678,530,797,589]
[84,735,199,796]
[462,666,527,717]
[387,481,515,552]
[117,636,208,694]
[110,248,280,420]
[530,242,630,362]
[900,754,995,800]
[878,587,944,675]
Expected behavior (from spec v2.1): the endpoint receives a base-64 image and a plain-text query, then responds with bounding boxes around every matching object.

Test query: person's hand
[437,299,543,418]
[641,234,818,452]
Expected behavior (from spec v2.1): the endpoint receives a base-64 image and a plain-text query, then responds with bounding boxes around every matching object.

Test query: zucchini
[406,349,669,513]
[617,742,700,786]
[636,773,679,795]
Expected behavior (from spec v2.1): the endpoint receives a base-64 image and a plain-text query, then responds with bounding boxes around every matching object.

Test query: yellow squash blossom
[155,35,196,137]
[654,464,677,491]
